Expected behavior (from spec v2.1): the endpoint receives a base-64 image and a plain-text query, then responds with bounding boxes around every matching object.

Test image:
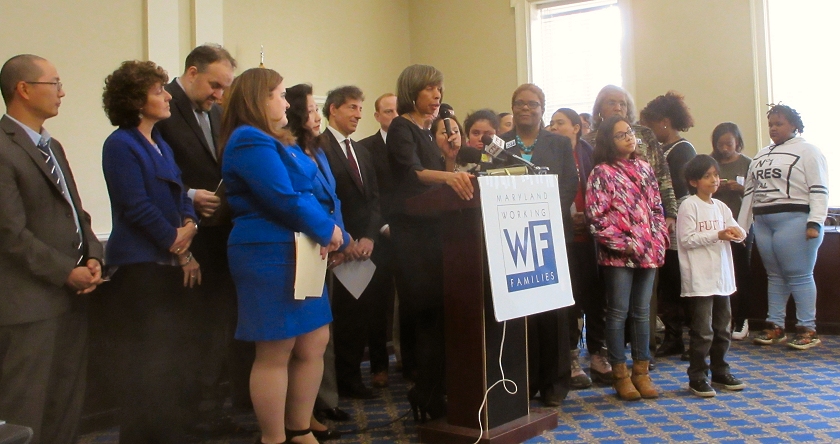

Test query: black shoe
[338,382,379,399]
[407,387,446,423]
[689,379,716,398]
[655,338,685,357]
[190,415,253,439]
[648,358,656,371]
[711,373,746,391]
[311,426,342,441]
[540,384,562,407]
[680,350,690,361]
[316,407,351,422]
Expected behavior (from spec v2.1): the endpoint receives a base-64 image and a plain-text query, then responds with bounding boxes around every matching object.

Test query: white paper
[332,259,376,299]
[736,176,745,186]
[294,232,328,300]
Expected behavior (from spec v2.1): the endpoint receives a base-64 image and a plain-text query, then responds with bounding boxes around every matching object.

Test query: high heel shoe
[254,429,312,444]
[407,387,446,423]
[311,425,341,441]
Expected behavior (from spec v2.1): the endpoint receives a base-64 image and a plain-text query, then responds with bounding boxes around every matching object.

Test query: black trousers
[657,249,685,337]
[686,295,732,382]
[527,307,571,398]
[566,240,606,353]
[107,263,203,443]
[190,226,254,411]
[729,238,753,326]
[390,216,445,399]
[333,262,391,388]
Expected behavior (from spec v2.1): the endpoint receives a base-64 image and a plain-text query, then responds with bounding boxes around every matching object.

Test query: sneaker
[732,320,749,341]
[787,327,821,350]
[752,325,786,345]
[711,373,746,391]
[570,349,592,389]
[689,379,716,398]
[589,349,613,383]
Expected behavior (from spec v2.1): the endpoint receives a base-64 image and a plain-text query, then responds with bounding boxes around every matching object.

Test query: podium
[405,178,557,444]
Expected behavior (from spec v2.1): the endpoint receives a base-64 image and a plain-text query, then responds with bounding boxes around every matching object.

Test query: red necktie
[344,139,363,188]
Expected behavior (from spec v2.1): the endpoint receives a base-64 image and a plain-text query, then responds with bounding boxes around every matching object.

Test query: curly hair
[767,103,804,134]
[639,90,694,132]
[285,83,317,150]
[102,60,168,127]
[593,115,633,165]
[710,122,744,161]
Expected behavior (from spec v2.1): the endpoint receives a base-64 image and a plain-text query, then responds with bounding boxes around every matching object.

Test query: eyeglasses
[26,81,63,91]
[513,100,541,110]
[606,99,627,109]
[613,128,636,140]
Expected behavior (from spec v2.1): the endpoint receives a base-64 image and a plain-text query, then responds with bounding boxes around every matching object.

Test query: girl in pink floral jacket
[585,116,669,401]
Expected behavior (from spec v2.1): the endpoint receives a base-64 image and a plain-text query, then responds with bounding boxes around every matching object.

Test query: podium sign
[478,175,574,321]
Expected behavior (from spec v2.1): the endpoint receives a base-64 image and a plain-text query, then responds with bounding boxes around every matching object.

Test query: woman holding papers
[220,68,349,444]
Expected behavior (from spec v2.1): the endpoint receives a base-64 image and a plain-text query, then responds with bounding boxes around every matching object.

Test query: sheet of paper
[294,232,328,300]
[332,259,376,299]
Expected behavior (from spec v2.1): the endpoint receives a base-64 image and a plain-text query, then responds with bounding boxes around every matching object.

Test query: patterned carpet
[78,334,840,443]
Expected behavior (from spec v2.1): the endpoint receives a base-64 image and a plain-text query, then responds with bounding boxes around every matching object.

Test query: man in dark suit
[0,54,104,444]
[321,86,390,399]
[155,45,252,431]
[357,93,406,384]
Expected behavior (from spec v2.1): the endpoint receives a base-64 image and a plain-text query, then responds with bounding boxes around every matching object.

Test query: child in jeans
[676,155,747,397]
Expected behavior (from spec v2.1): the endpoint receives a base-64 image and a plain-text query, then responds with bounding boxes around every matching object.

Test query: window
[766,0,839,205]
[528,0,623,123]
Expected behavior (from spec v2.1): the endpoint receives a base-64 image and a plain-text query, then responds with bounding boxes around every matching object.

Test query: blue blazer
[222,125,350,248]
[102,127,196,266]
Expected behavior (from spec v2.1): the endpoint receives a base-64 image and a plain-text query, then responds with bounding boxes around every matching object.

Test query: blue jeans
[603,266,656,365]
[754,212,824,330]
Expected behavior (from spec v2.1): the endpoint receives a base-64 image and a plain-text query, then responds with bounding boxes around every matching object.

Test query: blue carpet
[77,334,840,443]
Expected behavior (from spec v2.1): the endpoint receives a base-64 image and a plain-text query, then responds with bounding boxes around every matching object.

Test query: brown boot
[612,362,641,401]
[631,360,659,399]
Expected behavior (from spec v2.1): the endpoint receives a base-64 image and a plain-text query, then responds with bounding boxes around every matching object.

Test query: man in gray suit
[0,54,104,444]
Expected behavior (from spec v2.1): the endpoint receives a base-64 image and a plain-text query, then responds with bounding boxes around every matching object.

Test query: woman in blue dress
[219,68,349,444]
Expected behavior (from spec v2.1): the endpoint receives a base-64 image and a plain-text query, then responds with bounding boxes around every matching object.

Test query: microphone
[456,146,483,165]
[480,135,548,174]
[440,107,454,138]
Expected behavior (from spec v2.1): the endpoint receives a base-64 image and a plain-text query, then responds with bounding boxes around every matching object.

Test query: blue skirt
[229,242,332,341]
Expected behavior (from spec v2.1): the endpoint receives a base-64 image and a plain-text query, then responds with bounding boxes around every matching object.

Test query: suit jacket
[500,128,579,241]
[222,125,350,248]
[156,79,230,227]
[320,131,383,243]
[358,130,395,223]
[102,127,197,267]
[0,115,103,325]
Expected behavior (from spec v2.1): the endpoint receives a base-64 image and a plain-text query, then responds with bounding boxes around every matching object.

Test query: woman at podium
[386,64,473,421]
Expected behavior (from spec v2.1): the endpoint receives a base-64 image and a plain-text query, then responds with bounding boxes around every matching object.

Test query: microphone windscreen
[456,147,483,164]
[440,107,453,119]
[481,134,493,146]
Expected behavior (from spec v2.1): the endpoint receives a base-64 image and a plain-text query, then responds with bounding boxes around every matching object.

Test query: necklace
[515,134,537,155]
[407,113,425,129]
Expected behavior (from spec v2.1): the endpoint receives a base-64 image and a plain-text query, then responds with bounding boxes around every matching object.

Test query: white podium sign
[478,175,574,321]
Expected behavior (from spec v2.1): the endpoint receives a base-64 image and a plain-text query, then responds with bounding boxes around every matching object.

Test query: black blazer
[358,130,395,223]
[319,130,383,243]
[156,79,230,227]
[500,128,579,241]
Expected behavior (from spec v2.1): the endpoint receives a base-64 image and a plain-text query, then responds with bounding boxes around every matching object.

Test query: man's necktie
[38,137,84,263]
[344,139,363,188]
[197,111,216,160]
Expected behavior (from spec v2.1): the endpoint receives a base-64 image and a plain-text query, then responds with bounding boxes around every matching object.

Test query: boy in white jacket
[677,155,747,397]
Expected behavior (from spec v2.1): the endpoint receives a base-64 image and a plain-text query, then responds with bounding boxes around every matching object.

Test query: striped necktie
[37,137,64,193]
[38,137,84,263]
